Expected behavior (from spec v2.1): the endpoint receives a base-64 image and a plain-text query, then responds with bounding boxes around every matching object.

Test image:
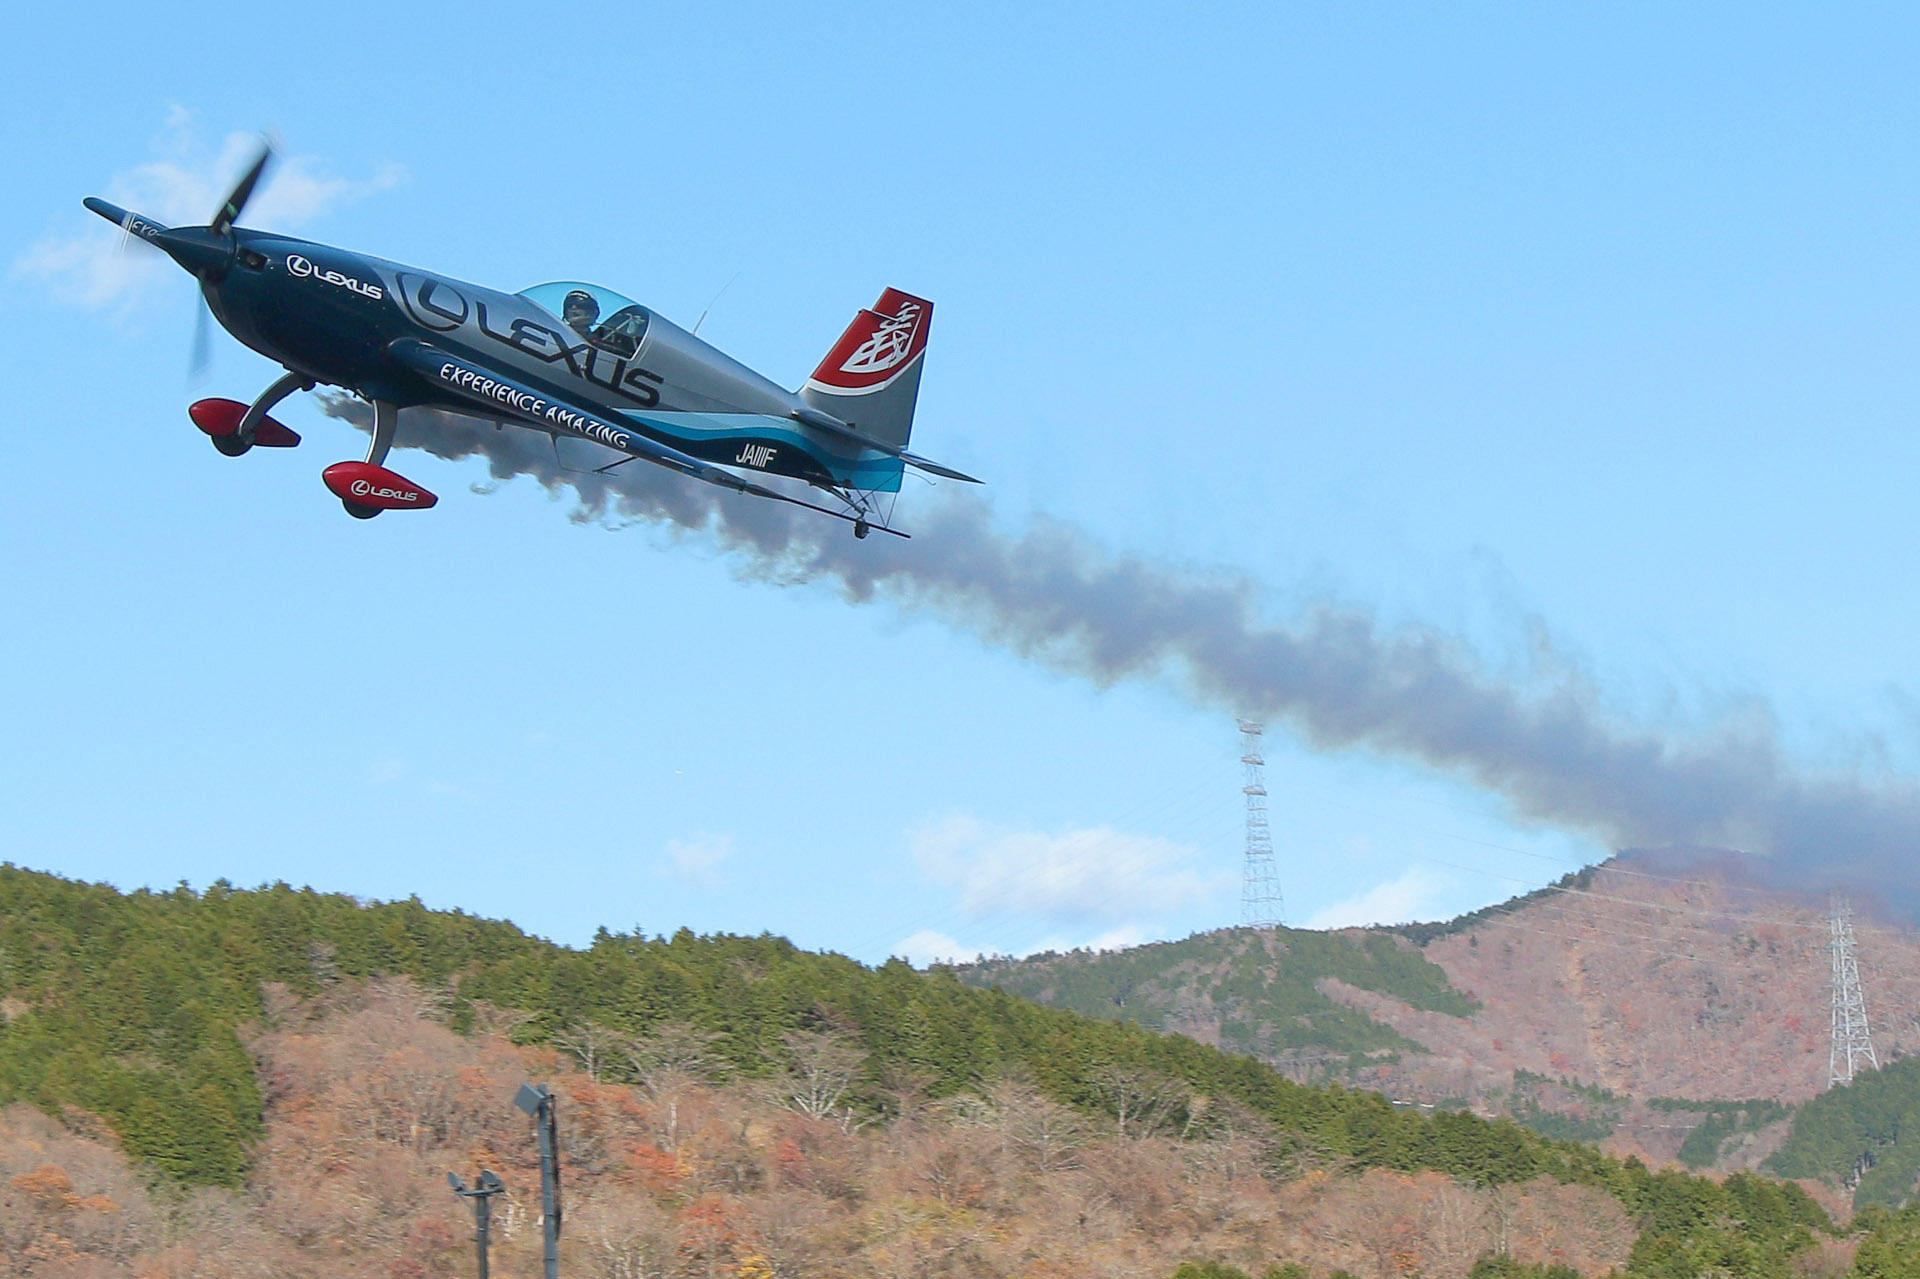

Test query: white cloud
[1303,866,1451,930]
[892,923,1152,968]
[909,813,1228,924]
[893,930,983,966]
[660,833,732,889]
[1025,924,1151,955]
[15,106,403,311]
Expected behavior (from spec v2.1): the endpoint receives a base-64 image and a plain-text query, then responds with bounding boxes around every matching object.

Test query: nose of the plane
[152,227,235,280]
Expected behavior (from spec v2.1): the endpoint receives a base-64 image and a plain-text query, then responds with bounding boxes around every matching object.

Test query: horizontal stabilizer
[789,407,980,483]
[897,451,980,484]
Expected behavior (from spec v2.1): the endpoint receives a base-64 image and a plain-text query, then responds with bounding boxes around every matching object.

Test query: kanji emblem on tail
[846,301,921,374]
[805,289,933,395]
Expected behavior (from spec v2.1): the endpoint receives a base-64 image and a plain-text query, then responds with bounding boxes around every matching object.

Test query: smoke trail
[323,398,1920,911]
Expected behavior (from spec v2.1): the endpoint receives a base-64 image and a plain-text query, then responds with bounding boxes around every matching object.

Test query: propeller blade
[190,296,212,382]
[209,140,273,236]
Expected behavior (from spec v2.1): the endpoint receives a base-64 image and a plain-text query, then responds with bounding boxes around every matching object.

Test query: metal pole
[516,1082,562,1279]
[448,1170,504,1279]
[475,1190,491,1279]
[539,1093,559,1279]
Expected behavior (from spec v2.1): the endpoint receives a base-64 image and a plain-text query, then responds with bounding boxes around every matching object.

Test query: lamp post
[515,1082,562,1279]
[447,1169,505,1279]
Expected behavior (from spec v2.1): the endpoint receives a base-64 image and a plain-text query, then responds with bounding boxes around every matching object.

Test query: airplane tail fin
[801,288,932,450]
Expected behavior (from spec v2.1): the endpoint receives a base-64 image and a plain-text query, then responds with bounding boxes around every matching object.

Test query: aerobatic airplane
[84,145,976,537]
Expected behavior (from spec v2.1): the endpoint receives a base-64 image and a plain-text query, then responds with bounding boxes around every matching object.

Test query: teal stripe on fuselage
[620,410,905,493]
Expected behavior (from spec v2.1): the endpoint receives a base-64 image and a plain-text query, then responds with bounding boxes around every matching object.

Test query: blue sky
[6,5,1920,963]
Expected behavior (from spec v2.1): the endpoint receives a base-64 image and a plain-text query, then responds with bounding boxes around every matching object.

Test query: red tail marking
[808,288,932,392]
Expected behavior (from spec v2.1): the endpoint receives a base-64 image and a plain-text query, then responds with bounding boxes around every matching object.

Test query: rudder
[801,288,932,450]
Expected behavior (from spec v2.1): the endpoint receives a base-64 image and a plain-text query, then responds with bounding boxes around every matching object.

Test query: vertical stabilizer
[801,288,932,449]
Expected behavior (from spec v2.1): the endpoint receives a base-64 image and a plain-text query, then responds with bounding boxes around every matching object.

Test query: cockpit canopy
[518,281,652,359]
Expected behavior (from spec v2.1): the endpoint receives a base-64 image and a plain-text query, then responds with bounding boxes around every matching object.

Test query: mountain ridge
[954,851,1920,1198]
[957,852,1920,1107]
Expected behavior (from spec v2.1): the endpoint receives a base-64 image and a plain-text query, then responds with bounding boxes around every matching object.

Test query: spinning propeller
[84,138,274,377]
[85,140,305,455]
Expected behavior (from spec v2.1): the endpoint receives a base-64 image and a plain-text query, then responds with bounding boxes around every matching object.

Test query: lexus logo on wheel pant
[348,478,420,503]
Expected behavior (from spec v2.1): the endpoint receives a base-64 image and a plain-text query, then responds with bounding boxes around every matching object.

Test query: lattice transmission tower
[1238,720,1285,929]
[1829,893,1879,1087]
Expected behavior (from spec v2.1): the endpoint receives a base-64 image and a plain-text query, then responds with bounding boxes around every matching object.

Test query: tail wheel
[342,500,381,520]
[211,434,253,457]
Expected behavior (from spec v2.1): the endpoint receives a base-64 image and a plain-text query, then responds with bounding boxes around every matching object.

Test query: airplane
[83,145,977,538]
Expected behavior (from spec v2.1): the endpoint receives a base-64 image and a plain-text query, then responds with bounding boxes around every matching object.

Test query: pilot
[562,289,600,338]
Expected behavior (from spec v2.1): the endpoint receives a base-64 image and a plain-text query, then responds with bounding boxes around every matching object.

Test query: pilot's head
[562,289,599,333]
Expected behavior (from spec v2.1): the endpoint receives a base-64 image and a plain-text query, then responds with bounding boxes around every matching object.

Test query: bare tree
[986,1079,1089,1175]
[362,974,452,1022]
[621,1021,727,1151]
[467,1000,538,1041]
[1085,1064,1188,1139]
[306,941,341,986]
[367,1049,463,1153]
[773,1029,867,1123]
[734,1188,832,1279]
[572,1193,679,1279]
[624,1021,725,1096]
[552,1020,625,1082]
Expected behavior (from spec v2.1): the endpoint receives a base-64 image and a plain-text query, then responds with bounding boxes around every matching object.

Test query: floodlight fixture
[448,1166,506,1279]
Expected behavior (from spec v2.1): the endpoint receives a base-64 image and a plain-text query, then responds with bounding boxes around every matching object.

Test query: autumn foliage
[0,866,1880,1277]
[0,980,1647,1278]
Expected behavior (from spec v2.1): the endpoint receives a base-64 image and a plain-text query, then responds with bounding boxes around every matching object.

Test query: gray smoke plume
[322,397,1920,912]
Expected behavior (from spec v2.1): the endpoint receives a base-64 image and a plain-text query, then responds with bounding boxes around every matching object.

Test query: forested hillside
[954,926,1475,1067]
[0,978,1853,1279]
[956,857,1920,1120]
[0,864,1892,1278]
[0,865,1543,1192]
[0,866,544,1184]
[1769,1061,1920,1209]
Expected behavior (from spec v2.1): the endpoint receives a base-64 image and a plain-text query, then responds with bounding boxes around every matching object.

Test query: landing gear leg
[341,399,399,520]
[210,370,314,456]
[363,399,397,467]
[238,370,314,445]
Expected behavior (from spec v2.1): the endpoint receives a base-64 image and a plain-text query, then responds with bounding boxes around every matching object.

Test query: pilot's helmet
[562,289,599,327]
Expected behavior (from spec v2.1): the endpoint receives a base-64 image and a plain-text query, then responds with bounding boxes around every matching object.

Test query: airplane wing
[386,339,907,535]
